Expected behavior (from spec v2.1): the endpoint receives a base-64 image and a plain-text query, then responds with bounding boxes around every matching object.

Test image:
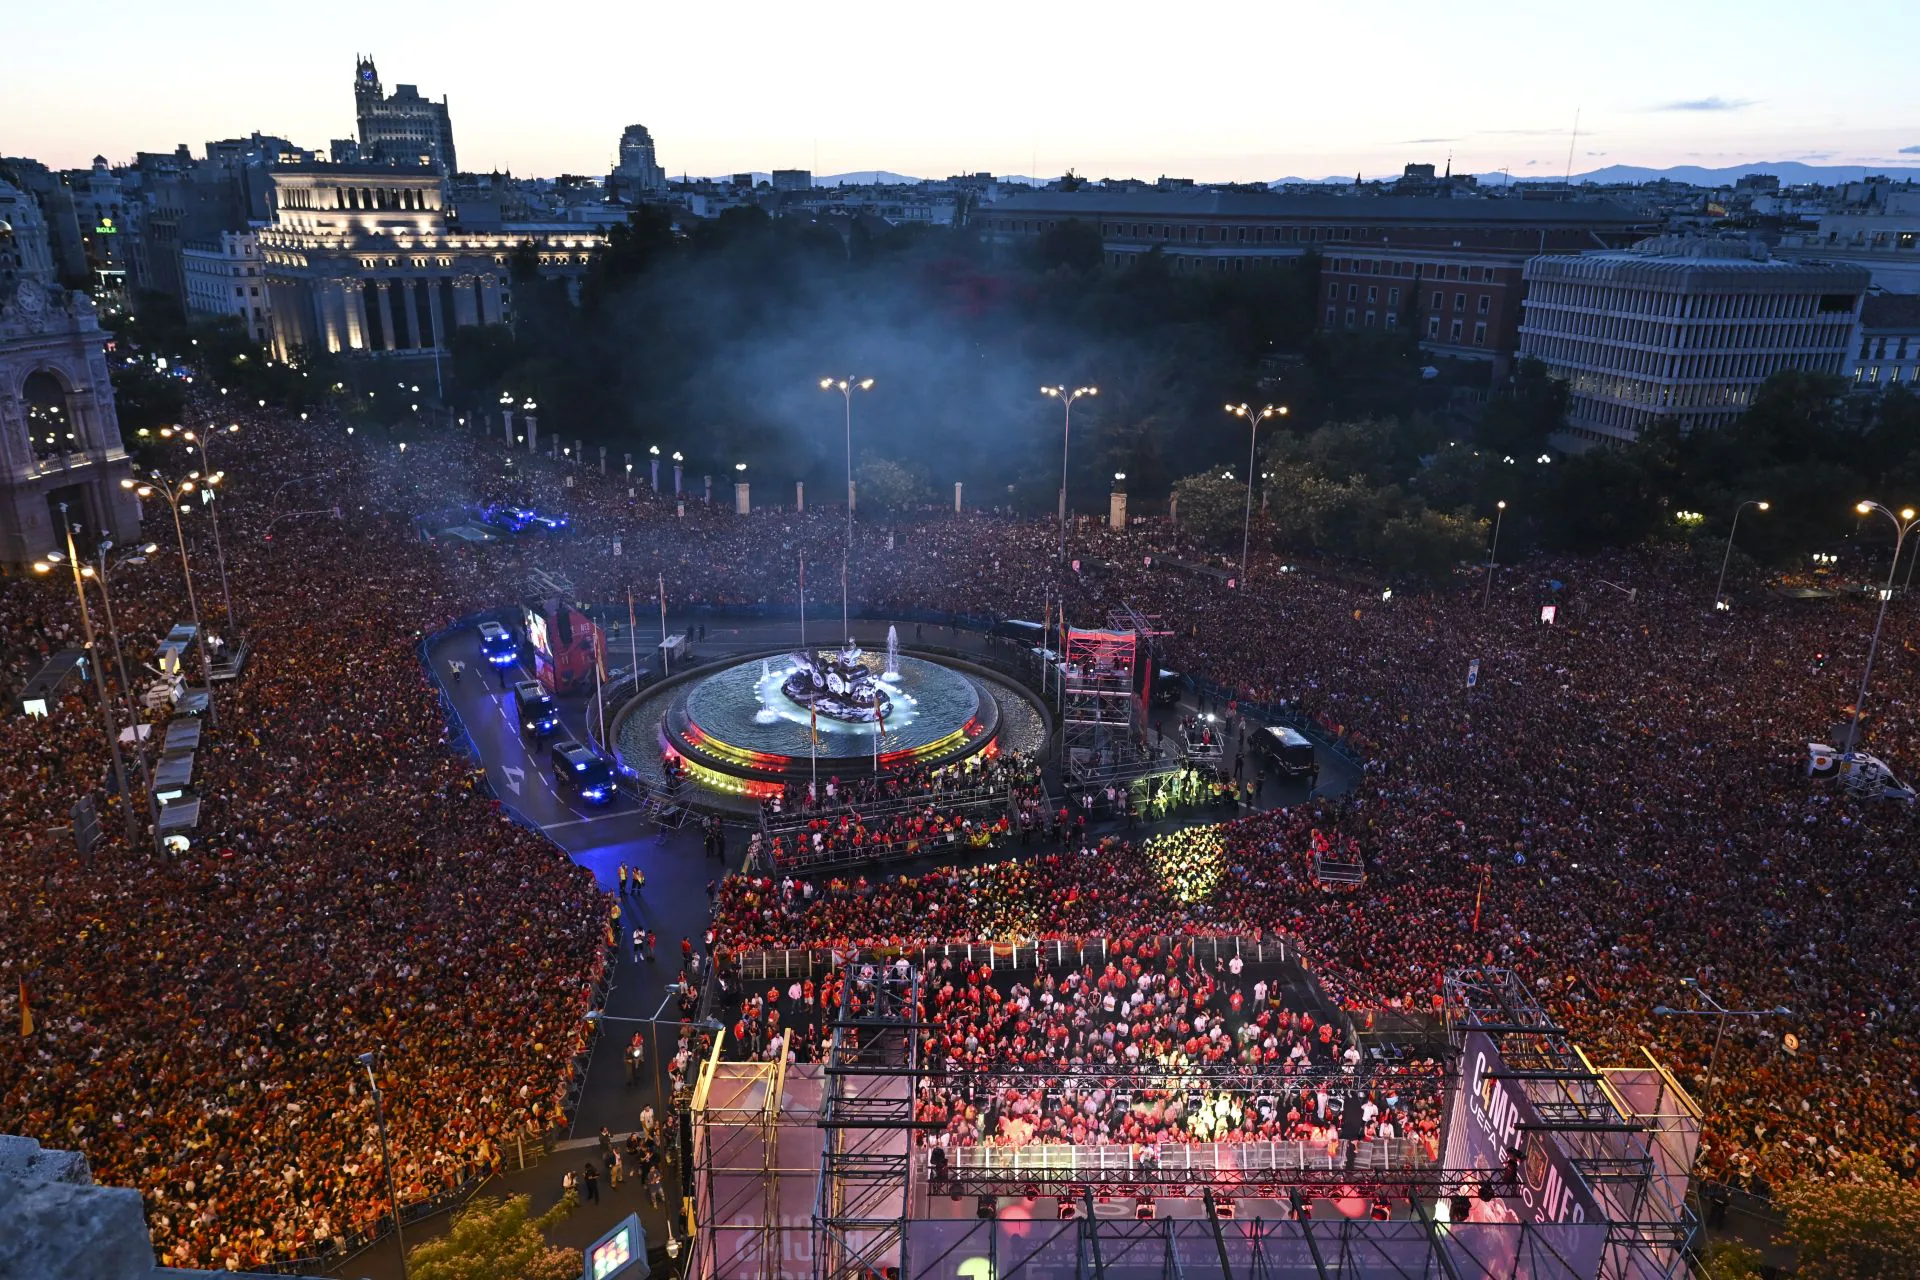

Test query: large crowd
[2,384,1917,1270]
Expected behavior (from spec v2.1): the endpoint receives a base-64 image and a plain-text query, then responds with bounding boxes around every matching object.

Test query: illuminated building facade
[353,57,457,174]
[0,178,141,568]
[257,165,601,361]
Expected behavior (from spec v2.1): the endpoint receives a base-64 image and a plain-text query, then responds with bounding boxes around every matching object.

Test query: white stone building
[257,164,600,361]
[181,230,272,343]
[1518,238,1869,445]
[0,178,142,567]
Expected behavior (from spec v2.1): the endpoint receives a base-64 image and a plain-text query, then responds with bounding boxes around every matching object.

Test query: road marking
[501,764,524,794]
[540,812,627,832]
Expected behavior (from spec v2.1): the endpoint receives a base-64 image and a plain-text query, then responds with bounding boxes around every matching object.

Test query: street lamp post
[1712,500,1770,611]
[93,540,163,849]
[1481,500,1507,610]
[357,1052,409,1279]
[180,425,239,629]
[1652,979,1791,1163]
[128,475,218,726]
[1842,501,1920,755]
[1041,385,1097,560]
[1225,403,1287,582]
[33,508,139,847]
[820,376,874,640]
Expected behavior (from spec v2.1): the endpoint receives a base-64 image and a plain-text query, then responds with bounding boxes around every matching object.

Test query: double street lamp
[1712,500,1769,611]
[1841,501,1919,756]
[820,376,874,639]
[126,474,217,722]
[1653,978,1791,1161]
[1224,403,1287,581]
[1040,385,1097,560]
[32,506,139,848]
[357,1052,409,1279]
[165,423,240,629]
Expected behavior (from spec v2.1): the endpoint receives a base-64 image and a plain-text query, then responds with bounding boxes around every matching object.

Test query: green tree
[405,1192,579,1280]
[1776,1154,1920,1278]
[1476,358,1568,459]
[1698,1240,1766,1280]
[1172,471,1249,545]
[1034,219,1104,274]
[1369,505,1487,581]
[854,456,927,509]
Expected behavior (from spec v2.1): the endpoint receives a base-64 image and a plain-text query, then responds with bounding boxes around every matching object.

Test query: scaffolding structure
[1058,604,1171,787]
[688,1038,820,1280]
[815,958,926,1280]
[1445,967,1697,1280]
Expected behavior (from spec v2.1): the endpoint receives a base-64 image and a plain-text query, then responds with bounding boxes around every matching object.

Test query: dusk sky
[14,0,1920,181]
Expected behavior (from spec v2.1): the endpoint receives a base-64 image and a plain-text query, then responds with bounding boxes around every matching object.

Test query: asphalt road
[330,614,1356,1279]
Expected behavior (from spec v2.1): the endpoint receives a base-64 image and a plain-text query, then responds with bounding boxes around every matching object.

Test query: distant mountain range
[1268,161,1920,188]
[701,160,1920,191]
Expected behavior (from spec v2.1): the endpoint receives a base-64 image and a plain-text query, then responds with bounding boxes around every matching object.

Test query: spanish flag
[19,977,32,1037]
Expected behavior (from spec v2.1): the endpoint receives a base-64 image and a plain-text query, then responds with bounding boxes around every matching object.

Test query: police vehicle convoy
[477,620,519,668]
[552,740,616,804]
[511,679,561,739]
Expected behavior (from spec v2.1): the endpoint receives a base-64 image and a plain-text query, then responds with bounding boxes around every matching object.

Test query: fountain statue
[883,625,901,682]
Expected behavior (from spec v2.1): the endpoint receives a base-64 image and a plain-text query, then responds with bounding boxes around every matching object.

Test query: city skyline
[13,0,1920,182]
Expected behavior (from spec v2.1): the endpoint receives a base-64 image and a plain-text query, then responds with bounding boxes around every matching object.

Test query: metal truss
[815,958,927,1280]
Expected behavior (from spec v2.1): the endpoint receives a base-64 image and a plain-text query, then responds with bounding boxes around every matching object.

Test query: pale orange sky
[12,0,1918,181]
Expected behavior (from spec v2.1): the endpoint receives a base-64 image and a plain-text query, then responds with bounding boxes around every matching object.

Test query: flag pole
[658,573,670,678]
[594,623,607,747]
[627,585,639,686]
[799,550,806,649]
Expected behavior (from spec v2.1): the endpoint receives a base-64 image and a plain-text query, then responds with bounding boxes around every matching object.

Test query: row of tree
[1172,363,1920,581]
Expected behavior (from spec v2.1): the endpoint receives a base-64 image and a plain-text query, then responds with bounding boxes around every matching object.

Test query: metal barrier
[724,933,1291,982]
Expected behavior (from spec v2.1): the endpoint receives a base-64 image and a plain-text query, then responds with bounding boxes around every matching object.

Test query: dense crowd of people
[4,383,1918,1271]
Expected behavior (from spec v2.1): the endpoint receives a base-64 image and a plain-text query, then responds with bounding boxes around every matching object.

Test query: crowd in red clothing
[4,384,1918,1276]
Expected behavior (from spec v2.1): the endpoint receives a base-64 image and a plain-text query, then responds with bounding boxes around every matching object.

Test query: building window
[1328,283,1339,300]
[1347,284,1358,301]
[1454,293,1467,311]
[1432,290,1443,309]
[1327,306,1337,326]
[1387,288,1400,306]
[1385,311,1397,329]
[1450,319,1463,342]
[1366,286,1378,304]
[1345,308,1356,328]
[1868,366,1880,383]
[1428,316,1441,339]
[1478,294,1491,314]
[1473,322,1487,346]
[1364,310,1376,328]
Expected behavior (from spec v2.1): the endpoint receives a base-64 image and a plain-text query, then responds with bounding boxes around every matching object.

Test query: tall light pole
[1712,500,1769,612]
[33,508,139,847]
[92,539,163,849]
[357,1052,408,1278]
[173,424,240,629]
[129,475,218,726]
[1652,978,1791,1164]
[1841,501,1920,755]
[1041,385,1097,560]
[1225,403,1287,581]
[820,376,874,641]
[1481,500,1507,610]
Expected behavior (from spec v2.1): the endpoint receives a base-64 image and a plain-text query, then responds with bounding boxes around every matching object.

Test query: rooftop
[1860,293,1920,330]
[983,188,1653,225]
